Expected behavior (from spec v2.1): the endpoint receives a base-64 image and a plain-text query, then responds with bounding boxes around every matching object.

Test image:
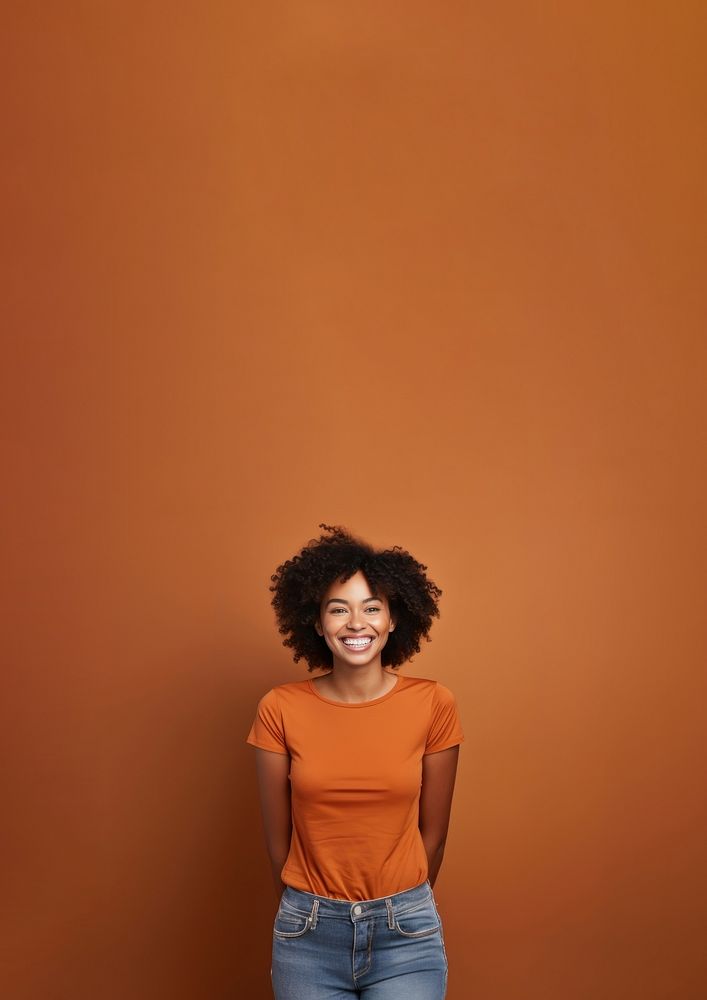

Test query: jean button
[353,905,362,915]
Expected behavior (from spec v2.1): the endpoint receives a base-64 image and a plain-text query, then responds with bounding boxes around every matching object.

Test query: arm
[418,744,460,888]
[253,747,293,901]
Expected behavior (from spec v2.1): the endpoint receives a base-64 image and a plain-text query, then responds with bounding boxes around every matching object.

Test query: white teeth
[342,638,372,646]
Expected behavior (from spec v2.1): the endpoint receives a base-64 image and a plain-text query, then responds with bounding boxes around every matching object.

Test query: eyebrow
[325,596,380,606]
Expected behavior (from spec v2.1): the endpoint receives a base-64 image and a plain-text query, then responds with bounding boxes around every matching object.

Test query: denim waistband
[280,879,433,926]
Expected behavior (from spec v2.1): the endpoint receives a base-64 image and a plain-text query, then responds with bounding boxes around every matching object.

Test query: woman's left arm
[418,745,461,888]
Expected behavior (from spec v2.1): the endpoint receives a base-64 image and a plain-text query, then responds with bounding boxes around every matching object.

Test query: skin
[253,570,460,901]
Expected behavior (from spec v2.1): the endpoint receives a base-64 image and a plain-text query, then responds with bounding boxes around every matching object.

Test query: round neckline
[308,667,402,708]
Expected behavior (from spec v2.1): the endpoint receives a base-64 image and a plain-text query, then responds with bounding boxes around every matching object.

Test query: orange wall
[3,4,706,999]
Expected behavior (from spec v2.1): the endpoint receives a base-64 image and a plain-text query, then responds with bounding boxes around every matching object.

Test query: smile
[340,637,374,649]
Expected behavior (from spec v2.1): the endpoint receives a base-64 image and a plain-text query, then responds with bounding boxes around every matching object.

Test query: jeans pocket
[273,905,314,939]
[393,897,441,938]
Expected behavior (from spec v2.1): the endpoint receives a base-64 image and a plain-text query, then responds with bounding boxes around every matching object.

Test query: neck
[318,663,395,702]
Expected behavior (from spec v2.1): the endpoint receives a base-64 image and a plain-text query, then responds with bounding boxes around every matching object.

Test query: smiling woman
[246,524,464,1000]
[314,572,398,691]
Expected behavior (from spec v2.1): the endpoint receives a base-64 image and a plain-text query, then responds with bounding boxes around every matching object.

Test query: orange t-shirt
[245,666,464,901]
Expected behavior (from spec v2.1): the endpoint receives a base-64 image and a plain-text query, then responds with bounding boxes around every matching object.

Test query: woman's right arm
[253,747,292,901]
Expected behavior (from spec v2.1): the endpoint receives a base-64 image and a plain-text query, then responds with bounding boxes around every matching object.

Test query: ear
[314,619,323,637]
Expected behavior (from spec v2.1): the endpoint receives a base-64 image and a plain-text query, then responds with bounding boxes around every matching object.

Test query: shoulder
[272,678,311,696]
[431,680,459,703]
[397,675,460,712]
[400,674,457,697]
[256,678,311,705]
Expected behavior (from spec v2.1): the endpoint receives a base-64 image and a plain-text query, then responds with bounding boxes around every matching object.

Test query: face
[315,570,396,670]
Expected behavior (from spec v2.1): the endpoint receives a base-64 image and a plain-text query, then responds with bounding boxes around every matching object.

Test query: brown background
[2,3,706,998]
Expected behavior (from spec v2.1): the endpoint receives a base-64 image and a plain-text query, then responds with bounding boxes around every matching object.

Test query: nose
[346,610,367,631]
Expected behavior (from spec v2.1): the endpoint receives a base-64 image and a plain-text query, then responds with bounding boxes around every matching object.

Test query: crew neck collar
[307,667,402,708]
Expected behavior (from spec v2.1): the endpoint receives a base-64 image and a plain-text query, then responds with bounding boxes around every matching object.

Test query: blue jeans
[271,878,448,999]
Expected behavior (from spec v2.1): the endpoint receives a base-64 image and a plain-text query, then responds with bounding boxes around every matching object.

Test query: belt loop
[386,897,394,930]
[310,898,319,929]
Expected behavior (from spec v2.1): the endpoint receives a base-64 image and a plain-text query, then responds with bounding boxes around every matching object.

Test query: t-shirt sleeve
[245,688,289,754]
[425,682,465,754]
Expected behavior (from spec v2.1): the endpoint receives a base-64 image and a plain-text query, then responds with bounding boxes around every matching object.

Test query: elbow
[432,838,447,859]
[420,828,448,857]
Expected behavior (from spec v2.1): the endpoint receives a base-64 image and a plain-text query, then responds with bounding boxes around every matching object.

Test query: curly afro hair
[269,523,442,671]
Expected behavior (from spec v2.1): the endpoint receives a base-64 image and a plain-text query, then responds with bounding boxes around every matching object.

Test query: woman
[246,524,464,1000]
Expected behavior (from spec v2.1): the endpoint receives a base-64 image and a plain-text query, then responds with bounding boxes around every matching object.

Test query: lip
[339,636,375,651]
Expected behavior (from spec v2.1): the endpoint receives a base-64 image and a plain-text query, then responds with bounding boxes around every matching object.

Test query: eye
[329,606,381,614]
